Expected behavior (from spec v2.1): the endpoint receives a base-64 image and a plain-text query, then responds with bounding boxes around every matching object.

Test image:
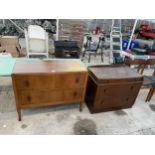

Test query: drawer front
[55,73,86,89]
[20,90,50,105]
[63,88,83,102]
[95,81,142,109]
[19,88,83,106]
[14,75,55,90]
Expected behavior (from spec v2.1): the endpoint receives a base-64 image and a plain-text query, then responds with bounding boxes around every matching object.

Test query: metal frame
[110,19,123,64]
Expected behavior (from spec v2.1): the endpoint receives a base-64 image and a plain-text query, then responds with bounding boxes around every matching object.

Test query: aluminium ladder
[109,19,123,64]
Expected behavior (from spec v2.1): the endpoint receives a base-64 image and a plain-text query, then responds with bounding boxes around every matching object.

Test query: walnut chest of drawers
[85,65,143,113]
[11,60,88,121]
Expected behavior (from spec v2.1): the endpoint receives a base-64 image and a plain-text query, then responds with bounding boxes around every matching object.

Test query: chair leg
[101,49,104,62]
[95,51,97,57]
[147,87,155,102]
[145,88,154,102]
[88,53,91,63]
[140,65,145,74]
[137,66,141,73]
[82,50,86,58]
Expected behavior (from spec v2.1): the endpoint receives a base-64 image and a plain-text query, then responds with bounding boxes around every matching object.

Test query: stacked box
[0,36,21,57]
[59,19,87,49]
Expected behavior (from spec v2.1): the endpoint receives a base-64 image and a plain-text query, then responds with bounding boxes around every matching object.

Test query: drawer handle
[27,96,32,102]
[75,78,80,83]
[25,81,29,87]
[130,86,134,90]
[100,100,104,104]
[73,92,78,97]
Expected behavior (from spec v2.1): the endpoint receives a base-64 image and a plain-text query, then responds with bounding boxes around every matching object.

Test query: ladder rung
[113,51,121,53]
[112,31,121,33]
[113,27,120,29]
[111,35,120,37]
[111,31,121,34]
[112,42,120,46]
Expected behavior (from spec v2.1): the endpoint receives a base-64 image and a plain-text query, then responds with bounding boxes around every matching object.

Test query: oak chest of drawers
[85,65,143,113]
[11,60,88,121]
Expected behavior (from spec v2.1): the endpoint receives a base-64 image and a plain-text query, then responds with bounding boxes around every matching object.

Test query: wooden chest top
[88,65,143,83]
[12,60,87,74]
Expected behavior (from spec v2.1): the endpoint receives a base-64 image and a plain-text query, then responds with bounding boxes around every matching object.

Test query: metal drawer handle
[27,96,32,102]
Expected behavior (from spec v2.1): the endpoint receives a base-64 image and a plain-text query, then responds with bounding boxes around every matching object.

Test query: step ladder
[109,19,123,64]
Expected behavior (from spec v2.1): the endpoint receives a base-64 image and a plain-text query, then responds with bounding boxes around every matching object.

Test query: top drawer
[55,73,86,89]
[13,72,87,90]
[13,75,55,90]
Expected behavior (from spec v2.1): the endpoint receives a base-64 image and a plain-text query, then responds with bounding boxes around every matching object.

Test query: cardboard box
[0,36,21,57]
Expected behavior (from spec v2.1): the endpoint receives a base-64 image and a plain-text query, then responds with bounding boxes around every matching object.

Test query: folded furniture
[24,25,49,58]
[85,65,143,113]
[12,60,88,121]
[82,36,104,63]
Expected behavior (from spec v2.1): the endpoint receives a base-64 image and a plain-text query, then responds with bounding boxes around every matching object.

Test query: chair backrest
[27,25,48,53]
[124,58,146,65]
[28,25,46,40]
[124,58,147,74]
[146,59,155,65]
[145,59,155,75]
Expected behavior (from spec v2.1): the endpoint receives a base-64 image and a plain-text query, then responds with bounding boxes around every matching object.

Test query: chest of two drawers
[12,72,87,120]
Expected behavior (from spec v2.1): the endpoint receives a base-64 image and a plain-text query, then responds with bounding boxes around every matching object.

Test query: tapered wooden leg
[80,102,83,112]
[17,109,21,121]
[145,88,154,102]
[145,88,153,102]
[148,87,155,102]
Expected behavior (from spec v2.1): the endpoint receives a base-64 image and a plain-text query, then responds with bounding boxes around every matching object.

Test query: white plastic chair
[25,25,49,58]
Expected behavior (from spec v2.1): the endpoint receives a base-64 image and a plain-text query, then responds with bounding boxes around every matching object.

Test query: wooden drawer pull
[126,98,129,101]
[27,96,32,102]
[130,86,134,90]
[74,92,78,97]
[25,81,30,87]
[75,78,80,83]
[100,100,104,104]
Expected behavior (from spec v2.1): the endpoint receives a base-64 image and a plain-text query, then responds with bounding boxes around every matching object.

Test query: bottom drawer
[19,88,83,106]
[86,80,142,113]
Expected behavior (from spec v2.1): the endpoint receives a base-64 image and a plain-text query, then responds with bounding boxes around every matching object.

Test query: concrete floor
[0,53,155,135]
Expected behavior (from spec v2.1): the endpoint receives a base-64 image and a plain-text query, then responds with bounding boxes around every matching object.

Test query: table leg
[145,88,153,102]
[80,102,83,112]
[148,87,155,102]
[17,109,21,121]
